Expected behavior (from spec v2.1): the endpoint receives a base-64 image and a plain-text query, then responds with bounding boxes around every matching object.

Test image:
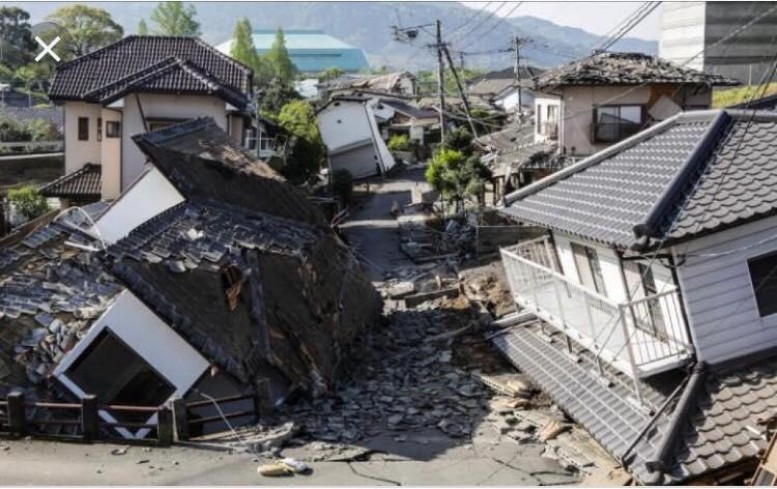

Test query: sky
[460,1,662,40]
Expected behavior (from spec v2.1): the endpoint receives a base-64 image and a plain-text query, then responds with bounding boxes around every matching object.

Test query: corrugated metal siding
[675,214,777,364]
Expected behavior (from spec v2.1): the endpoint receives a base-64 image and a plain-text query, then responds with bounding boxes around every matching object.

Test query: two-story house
[530,51,737,162]
[42,36,254,204]
[493,109,777,484]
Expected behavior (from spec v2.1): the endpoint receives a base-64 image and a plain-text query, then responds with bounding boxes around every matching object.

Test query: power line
[455,2,524,53]
[447,1,494,38]
[451,1,508,46]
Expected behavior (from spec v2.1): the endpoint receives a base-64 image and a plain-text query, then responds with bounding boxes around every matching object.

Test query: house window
[78,117,89,141]
[66,329,174,422]
[571,243,607,297]
[596,105,642,124]
[547,104,558,123]
[638,263,667,337]
[593,105,643,143]
[748,251,777,317]
[106,121,121,138]
[97,118,102,141]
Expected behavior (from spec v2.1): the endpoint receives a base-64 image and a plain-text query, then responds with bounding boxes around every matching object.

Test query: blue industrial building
[216,29,369,74]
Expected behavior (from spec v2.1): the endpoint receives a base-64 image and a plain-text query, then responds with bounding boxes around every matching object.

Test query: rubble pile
[460,265,516,318]
[397,205,476,262]
[276,298,503,443]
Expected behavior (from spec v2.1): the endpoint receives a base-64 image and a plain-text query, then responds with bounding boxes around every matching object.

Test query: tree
[425,148,492,213]
[265,28,296,86]
[230,18,259,70]
[8,185,50,220]
[275,100,324,183]
[320,67,344,82]
[137,18,149,35]
[45,6,123,58]
[14,65,37,107]
[0,7,34,68]
[443,127,474,155]
[150,1,201,37]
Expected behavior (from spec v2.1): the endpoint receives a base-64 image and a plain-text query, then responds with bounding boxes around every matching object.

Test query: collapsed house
[0,118,381,438]
[493,109,777,484]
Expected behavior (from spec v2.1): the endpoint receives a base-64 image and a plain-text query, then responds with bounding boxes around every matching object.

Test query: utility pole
[459,51,465,72]
[443,46,478,138]
[435,19,446,144]
[514,35,522,125]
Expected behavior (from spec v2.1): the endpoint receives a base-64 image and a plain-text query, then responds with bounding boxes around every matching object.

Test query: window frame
[97,117,102,142]
[571,242,608,297]
[594,104,644,124]
[747,249,777,318]
[78,117,89,141]
[106,121,121,138]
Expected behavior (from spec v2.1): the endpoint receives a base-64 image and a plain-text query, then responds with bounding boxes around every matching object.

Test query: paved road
[340,166,426,282]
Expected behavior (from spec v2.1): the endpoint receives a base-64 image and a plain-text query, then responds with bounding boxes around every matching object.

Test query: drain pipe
[643,362,708,484]
[619,368,691,467]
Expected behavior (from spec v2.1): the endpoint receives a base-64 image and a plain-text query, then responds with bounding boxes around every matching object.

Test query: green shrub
[387,134,412,152]
[8,185,50,219]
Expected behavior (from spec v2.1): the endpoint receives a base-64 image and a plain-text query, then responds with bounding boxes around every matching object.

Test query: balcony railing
[590,121,641,144]
[501,237,692,400]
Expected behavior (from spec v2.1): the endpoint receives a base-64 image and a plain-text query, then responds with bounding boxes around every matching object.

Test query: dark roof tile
[40,163,101,199]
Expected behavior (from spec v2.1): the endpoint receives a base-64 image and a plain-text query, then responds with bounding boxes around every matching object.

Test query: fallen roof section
[132,117,325,226]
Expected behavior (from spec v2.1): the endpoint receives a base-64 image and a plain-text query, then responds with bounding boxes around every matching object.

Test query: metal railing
[501,239,691,395]
[540,122,559,140]
[0,140,63,155]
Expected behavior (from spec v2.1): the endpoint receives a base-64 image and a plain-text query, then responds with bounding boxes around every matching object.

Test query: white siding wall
[318,102,373,150]
[64,102,103,173]
[120,93,229,193]
[100,108,122,199]
[93,167,184,244]
[552,232,629,302]
[673,215,777,364]
[54,290,210,438]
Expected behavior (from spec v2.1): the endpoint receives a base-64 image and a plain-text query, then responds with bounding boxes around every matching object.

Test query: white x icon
[35,36,61,62]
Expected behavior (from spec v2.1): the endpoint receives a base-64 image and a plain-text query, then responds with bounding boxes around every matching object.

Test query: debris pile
[397,205,476,263]
[273,298,502,443]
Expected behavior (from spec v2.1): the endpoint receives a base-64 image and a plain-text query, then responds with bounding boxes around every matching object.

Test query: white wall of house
[553,233,628,302]
[100,108,122,199]
[93,167,184,245]
[54,290,210,438]
[64,101,103,174]
[120,93,230,195]
[318,100,395,178]
[536,85,713,158]
[495,88,535,113]
[318,102,373,151]
[673,215,777,364]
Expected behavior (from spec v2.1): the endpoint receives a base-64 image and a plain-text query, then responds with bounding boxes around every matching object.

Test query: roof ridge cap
[84,56,181,100]
[502,113,685,206]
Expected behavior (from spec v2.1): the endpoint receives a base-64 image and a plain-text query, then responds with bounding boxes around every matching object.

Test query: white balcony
[501,237,692,383]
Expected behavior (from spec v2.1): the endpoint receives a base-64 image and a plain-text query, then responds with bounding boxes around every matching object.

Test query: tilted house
[493,109,777,484]
[467,66,543,113]
[2,118,381,439]
[43,36,254,204]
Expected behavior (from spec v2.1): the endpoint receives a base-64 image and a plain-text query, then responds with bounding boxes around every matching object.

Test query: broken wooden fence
[171,393,259,441]
[0,392,173,446]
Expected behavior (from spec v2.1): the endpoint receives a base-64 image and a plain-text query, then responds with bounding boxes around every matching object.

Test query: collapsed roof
[49,36,253,109]
[468,66,544,99]
[501,110,777,250]
[0,206,122,392]
[110,118,382,397]
[531,52,739,92]
[319,71,415,94]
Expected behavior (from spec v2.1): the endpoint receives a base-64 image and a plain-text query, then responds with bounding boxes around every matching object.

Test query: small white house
[494,109,777,485]
[317,95,396,179]
[43,36,254,204]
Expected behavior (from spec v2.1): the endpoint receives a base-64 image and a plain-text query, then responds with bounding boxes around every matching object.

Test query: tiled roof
[40,163,101,200]
[493,322,777,484]
[502,110,777,249]
[380,99,437,120]
[83,57,248,108]
[132,118,325,226]
[468,78,516,98]
[320,72,415,93]
[49,36,252,108]
[532,52,739,91]
[474,125,535,153]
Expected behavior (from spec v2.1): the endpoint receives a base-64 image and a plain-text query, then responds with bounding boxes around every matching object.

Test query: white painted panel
[93,167,184,245]
[318,102,373,150]
[54,290,210,438]
[673,214,777,364]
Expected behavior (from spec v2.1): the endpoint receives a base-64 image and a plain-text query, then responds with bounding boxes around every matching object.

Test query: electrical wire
[447,1,494,38]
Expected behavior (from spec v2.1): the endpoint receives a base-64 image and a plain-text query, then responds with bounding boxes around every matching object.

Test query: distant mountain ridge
[15,2,657,71]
